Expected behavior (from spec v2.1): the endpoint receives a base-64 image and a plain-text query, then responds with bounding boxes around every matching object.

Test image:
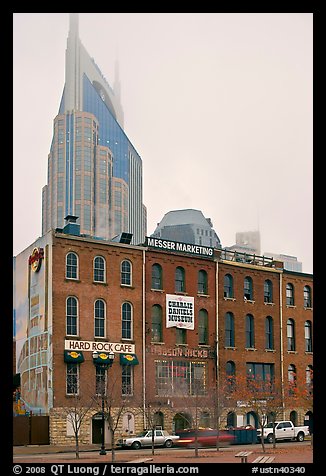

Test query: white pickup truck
[257,420,310,443]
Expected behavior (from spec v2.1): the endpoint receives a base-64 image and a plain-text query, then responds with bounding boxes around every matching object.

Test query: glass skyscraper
[42,13,146,245]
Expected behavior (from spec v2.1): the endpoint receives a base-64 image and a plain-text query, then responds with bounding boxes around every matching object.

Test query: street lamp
[92,351,114,455]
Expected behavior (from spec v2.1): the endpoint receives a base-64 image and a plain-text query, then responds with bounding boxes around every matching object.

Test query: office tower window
[66,252,78,279]
[94,299,106,338]
[66,296,78,336]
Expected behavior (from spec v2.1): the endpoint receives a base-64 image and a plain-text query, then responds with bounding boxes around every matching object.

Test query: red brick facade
[22,231,312,443]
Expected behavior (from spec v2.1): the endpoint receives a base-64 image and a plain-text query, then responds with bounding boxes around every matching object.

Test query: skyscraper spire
[69,13,79,39]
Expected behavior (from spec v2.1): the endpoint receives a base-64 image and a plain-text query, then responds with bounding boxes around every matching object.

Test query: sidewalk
[13,442,313,464]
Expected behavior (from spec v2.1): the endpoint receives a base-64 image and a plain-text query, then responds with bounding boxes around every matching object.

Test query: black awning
[64,350,84,363]
[119,353,139,366]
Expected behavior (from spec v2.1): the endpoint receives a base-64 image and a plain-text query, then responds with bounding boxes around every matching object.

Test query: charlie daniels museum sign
[166,294,194,330]
[145,237,214,259]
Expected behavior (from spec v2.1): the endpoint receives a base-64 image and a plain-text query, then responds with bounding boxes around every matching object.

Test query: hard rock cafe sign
[28,247,44,272]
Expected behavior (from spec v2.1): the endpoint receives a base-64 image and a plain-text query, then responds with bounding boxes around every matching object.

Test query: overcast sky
[13,13,313,273]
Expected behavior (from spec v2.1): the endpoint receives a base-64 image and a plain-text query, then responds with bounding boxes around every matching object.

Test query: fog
[13,13,313,273]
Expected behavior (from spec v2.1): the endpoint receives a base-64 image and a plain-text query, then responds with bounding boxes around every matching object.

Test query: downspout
[142,249,146,429]
[279,271,285,419]
[215,258,219,427]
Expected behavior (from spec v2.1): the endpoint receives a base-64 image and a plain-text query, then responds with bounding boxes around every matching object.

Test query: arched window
[94,299,105,337]
[264,280,273,303]
[226,361,236,391]
[175,266,185,292]
[66,296,78,336]
[152,264,163,290]
[224,274,234,298]
[198,270,208,294]
[288,364,296,395]
[66,252,78,279]
[245,314,255,348]
[93,256,106,283]
[305,321,313,352]
[244,277,253,300]
[121,260,132,286]
[286,283,295,306]
[287,319,296,351]
[198,309,208,345]
[265,316,274,350]
[151,305,163,342]
[122,302,133,339]
[304,285,312,308]
[306,365,313,395]
[225,312,235,347]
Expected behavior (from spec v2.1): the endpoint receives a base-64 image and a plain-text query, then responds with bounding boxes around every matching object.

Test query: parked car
[116,429,180,449]
[257,420,310,443]
[175,428,235,447]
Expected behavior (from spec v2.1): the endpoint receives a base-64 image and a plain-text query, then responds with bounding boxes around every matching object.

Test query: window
[95,366,107,396]
[198,270,208,294]
[245,314,255,348]
[122,365,133,396]
[175,267,185,292]
[122,302,133,339]
[225,312,235,347]
[286,283,295,306]
[288,364,296,395]
[264,280,273,303]
[306,365,313,394]
[198,309,208,345]
[121,260,132,286]
[224,274,234,298]
[176,328,187,345]
[152,264,163,290]
[305,320,313,352]
[66,363,79,395]
[66,296,78,336]
[151,305,163,342]
[155,360,207,396]
[265,316,274,350]
[247,362,274,387]
[244,277,253,300]
[66,252,78,279]
[226,361,236,391]
[304,286,312,308]
[94,299,105,337]
[93,256,105,283]
[287,319,295,351]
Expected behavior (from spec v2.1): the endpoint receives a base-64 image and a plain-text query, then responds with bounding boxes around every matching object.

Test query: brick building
[13,227,313,445]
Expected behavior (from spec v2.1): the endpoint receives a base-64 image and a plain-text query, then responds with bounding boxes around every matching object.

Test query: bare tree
[61,368,96,459]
